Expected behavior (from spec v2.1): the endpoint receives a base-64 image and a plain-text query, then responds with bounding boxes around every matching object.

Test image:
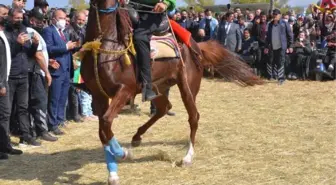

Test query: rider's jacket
[132,0,176,11]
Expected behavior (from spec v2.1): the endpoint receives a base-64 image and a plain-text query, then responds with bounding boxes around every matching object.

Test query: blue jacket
[42,25,73,77]
[265,20,293,50]
[199,18,218,39]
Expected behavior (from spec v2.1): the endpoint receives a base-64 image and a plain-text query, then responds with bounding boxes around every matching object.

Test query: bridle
[81,0,135,98]
[90,0,120,39]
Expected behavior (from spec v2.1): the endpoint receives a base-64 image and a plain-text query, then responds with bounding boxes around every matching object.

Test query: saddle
[150,33,179,60]
[126,5,201,61]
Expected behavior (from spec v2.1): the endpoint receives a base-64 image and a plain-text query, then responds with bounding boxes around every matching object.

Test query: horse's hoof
[123,148,133,160]
[131,137,142,147]
[108,177,120,185]
[182,159,193,167]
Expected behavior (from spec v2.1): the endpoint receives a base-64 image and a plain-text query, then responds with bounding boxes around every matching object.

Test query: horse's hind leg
[131,94,171,147]
[97,87,133,185]
[177,69,201,166]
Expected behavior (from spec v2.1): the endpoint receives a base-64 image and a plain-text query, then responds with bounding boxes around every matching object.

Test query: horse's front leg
[97,86,133,185]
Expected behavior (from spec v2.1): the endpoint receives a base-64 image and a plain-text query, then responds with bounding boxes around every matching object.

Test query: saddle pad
[150,33,179,60]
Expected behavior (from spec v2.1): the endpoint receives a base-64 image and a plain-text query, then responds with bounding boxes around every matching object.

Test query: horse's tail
[198,40,264,86]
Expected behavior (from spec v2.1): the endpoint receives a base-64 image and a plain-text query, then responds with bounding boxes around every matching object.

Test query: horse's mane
[116,9,132,45]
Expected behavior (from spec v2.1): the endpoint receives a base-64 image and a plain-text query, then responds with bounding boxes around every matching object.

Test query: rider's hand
[153,2,167,13]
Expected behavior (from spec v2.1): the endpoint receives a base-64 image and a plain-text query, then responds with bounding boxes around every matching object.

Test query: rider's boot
[142,82,158,102]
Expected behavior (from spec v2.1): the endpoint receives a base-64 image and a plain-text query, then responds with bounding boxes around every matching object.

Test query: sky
[1,0,319,9]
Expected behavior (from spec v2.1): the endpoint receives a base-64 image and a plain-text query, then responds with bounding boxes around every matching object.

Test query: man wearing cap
[264,9,294,85]
[27,7,57,142]
[34,0,49,14]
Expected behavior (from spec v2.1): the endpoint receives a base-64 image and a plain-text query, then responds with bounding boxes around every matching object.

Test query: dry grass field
[0,80,335,185]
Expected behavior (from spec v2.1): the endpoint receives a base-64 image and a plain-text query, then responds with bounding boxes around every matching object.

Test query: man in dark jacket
[177,10,199,35]
[5,8,41,146]
[0,4,23,160]
[65,11,86,123]
[240,29,257,65]
[252,13,268,76]
[264,9,294,84]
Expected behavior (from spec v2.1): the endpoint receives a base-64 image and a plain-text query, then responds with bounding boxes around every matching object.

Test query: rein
[84,2,136,98]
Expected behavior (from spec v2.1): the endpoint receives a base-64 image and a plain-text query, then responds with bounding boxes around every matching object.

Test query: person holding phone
[4,8,41,146]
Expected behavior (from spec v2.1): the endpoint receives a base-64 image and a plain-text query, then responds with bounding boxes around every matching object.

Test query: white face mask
[56,19,66,30]
[206,16,212,20]
[299,38,303,42]
[283,19,288,22]
[77,24,84,28]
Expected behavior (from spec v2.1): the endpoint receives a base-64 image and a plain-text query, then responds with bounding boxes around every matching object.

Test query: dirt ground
[0,80,335,185]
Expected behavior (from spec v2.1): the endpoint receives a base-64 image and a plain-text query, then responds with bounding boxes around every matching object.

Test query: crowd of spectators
[171,6,336,82]
[0,0,94,160]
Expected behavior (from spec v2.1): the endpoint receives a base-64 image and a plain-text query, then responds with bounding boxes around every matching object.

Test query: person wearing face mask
[12,0,30,27]
[26,7,57,142]
[177,10,199,42]
[289,31,312,80]
[43,9,77,135]
[282,14,289,22]
[177,10,198,32]
[199,9,218,41]
[0,4,23,160]
[4,8,41,146]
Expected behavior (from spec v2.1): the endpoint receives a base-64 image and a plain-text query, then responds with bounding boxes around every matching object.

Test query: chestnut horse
[81,0,262,184]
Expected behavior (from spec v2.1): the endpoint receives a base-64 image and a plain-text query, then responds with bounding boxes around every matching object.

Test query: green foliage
[231,0,270,3]
[182,0,215,12]
[69,0,89,10]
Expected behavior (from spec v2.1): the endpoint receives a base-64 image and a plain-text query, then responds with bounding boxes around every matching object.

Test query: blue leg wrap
[108,137,125,158]
[104,146,118,172]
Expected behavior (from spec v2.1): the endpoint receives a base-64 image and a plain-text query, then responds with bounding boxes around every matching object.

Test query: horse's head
[87,0,131,43]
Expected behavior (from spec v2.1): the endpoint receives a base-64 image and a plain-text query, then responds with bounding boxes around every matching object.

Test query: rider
[132,0,176,102]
